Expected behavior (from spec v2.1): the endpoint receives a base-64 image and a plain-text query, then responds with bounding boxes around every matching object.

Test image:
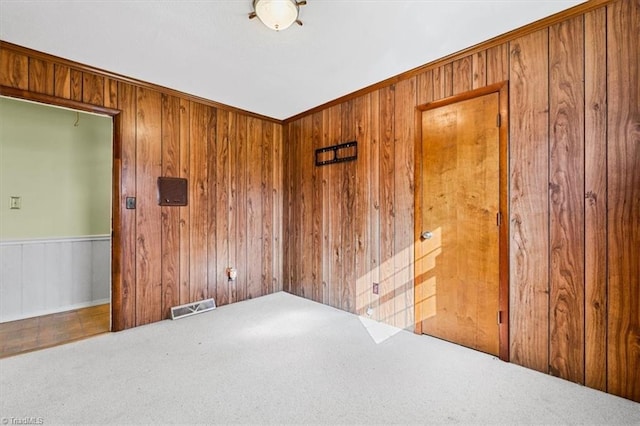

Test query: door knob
[421,231,433,240]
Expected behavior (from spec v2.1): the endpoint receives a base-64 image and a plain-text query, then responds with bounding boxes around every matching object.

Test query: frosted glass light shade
[254,0,298,31]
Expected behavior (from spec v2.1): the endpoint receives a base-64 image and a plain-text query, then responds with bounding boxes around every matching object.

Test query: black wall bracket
[315,141,357,166]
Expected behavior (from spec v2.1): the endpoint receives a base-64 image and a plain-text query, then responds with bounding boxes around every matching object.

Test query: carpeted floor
[1,291,638,424]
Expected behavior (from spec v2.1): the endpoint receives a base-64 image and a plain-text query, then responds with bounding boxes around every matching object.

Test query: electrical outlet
[372,283,379,295]
[9,196,21,209]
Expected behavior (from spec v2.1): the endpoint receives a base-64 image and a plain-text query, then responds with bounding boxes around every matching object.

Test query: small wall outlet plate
[9,196,21,209]
[126,197,136,209]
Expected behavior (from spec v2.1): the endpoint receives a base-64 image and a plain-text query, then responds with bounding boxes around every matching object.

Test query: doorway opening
[0,90,120,357]
[414,82,509,361]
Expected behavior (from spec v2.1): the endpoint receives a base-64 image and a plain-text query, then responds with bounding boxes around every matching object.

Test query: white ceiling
[0,0,584,120]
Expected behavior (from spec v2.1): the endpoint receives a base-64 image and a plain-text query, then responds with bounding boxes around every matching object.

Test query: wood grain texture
[300,115,314,299]
[472,51,487,90]
[328,104,343,309]
[178,99,191,305]
[584,7,607,392]
[161,94,181,319]
[28,58,54,95]
[378,85,395,323]
[311,112,324,303]
[2,43,284,337]
[70,69,82,102]
[393,78,415,328]
[117,82,137,330]
[548,16,585,384]
[369,90,381,321]
[508,29,550,373]
[246,117,263,299]
[0,48,28,89]
[452,56,473,95]
[235,114,248,302]
[606,0,640,402]
[340,101,356,313]
[53,64,71,99]
[272,122,283,293]
[206,106,218,302]
[486,44,510,86]
[354,94,371,316]
[188,102,210,302]
[104,78,118,109]
[135,87,163,325]
[82,73,104,106]
[215,109,231,306]
[261,121,274,296]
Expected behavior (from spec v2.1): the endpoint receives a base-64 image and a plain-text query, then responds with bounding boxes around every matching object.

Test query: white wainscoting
[0,235,110,322]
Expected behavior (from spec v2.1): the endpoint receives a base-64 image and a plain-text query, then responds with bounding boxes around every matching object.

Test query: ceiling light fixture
[249,0,307,31]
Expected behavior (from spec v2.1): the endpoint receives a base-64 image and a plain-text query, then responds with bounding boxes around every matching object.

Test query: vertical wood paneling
[300,116,314,299]
[161,94,181,319]
[433,64,453,100]
[354,94,371,316]
[311,112,324,303]
[246,117,263,299]
[327,105,343,308]
[393,78,415,328]
[116,82,137,330]
[584,7,607,392]
[340,101,356,313]
[0,48,28,89]
[452,56,473,95]
[379,85,395,323]
[206,106,218,301]
[486,44,510,85]
[188,102,209,302]
[283,121,293,294]
[369,90,381,321]
[227,112,238,304]
[472,51,487,90]
[235,115,248,301]
[28,58,54,95]
[548,16,585,383]
[606,0,640,402]
[178,99,191,305]
[509,29,550,373]
[70,69,82,102]
[262,121,274,296]
[417,69,434,106]
[272,122,283,293]
[82,73,104,106]
[53,64,71,99]
[215,110,230,306]
[320,112,332,305]
[135,87,162,325]
[2,43,283,339]
[104,78,118,109]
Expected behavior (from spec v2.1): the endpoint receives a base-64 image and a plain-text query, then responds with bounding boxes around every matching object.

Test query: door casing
[414,81,509,361]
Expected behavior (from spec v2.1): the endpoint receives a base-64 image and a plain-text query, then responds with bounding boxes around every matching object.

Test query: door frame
[1,85,124,332]
[413,81,509,361]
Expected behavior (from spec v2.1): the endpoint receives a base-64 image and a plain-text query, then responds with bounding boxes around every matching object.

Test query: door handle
[421,231,433,240]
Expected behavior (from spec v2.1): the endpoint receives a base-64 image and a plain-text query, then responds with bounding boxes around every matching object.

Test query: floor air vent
[170,298,216,320]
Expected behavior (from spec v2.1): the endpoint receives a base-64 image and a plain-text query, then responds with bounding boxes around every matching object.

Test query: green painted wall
[0,96,112,239]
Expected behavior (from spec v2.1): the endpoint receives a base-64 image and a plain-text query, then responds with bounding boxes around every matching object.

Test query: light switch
[10,196,21,209]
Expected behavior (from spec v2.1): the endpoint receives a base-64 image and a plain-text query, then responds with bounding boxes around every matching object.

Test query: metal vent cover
[170,298,216,320]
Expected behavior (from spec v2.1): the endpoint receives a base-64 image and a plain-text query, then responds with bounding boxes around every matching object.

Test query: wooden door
[414,84,508,359]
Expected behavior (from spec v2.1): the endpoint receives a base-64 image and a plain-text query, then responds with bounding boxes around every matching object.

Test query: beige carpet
[1,291,638,424]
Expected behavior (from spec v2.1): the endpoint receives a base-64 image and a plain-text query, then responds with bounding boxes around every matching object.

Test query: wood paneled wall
[283,0,639,402]
[0,42,284,329]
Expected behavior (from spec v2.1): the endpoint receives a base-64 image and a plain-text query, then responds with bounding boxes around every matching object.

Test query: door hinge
[497,310,502,325]
[496,113,502,128]
[496,211,502,227]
